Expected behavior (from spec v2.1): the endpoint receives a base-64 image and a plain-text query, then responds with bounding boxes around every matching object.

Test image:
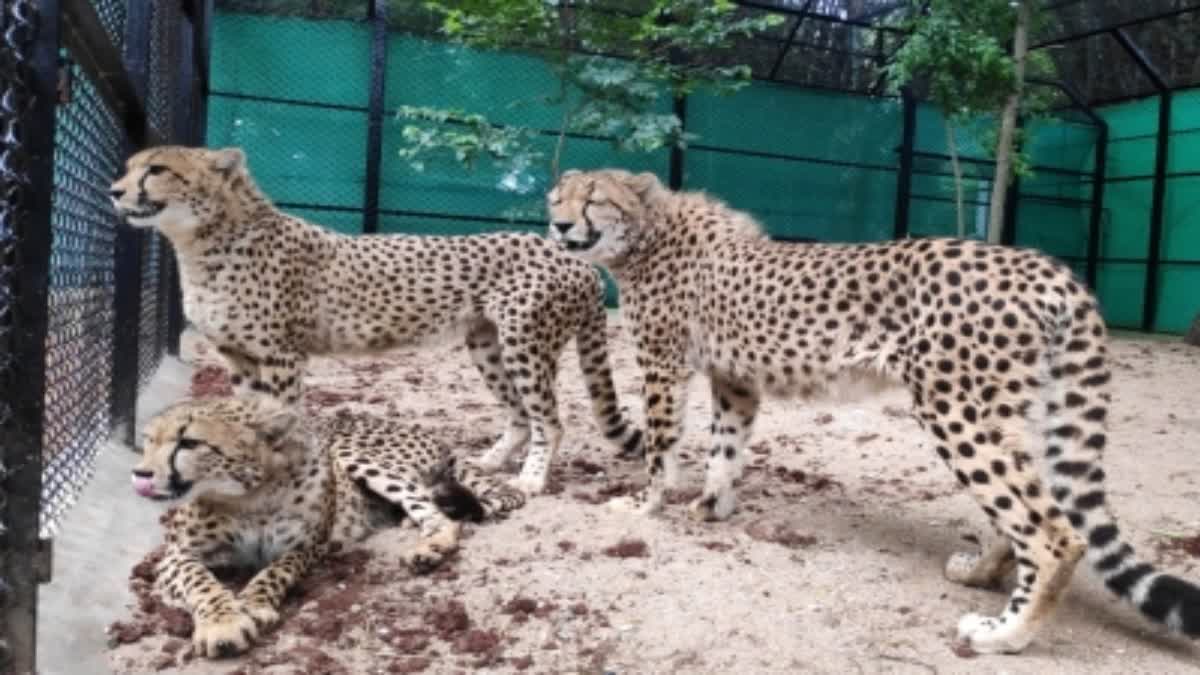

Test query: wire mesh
[148,0,182,140]
[90,0,126,52]
[40,61,123,537]
[138,233,165,387]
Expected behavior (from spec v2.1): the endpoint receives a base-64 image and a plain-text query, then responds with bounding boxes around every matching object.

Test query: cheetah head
[132,397,299,503]
[109,145,247,236]
[546,169,664,267]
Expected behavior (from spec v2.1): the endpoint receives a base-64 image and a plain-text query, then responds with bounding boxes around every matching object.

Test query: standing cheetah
[109,146,642,495]
[545,168,1200,654]
[133,396,523,658]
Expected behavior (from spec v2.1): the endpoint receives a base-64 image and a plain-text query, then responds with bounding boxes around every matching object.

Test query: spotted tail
[576,277,643,460]
[1044,298,1200,637]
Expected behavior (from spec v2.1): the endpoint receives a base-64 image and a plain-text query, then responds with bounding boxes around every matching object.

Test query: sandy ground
[103,315,1200,675]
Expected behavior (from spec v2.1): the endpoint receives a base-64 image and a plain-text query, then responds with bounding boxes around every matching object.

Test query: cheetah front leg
[609,363,689,517]
[691,375,760,521]
[945,528,1017,590]
[237,545,322,630]
[341,460,462,573]
[156,549,260,658]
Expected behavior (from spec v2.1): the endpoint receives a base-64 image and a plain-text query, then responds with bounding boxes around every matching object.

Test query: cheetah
[545,168,1200,654]
[109,146,642,496]
[132,396,523,658]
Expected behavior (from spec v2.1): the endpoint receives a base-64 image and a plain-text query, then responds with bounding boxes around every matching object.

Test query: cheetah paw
[406,523,461,574]
[193,609,259,659]
[955,612,1033,654]
[240,600,280,630]
[606,492,662,517]
[507,473,548,496]
[944,552,983,585]
[687,491,736,522]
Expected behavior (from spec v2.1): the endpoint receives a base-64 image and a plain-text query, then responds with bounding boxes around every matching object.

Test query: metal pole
[893,86,915,239]
[669,94,686,190]
[0,0,60,670]
[111,0,153,446]
[362,0,388,234]
[1143,92,1170,331]
[1086,123,1107,289]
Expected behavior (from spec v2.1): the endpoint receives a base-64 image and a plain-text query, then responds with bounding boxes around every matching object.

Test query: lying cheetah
[546,169,1200,654]
[109,146,642,495]
[132,396,523,658]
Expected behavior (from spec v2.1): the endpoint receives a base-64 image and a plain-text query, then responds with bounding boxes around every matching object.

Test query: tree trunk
[945,120,965,238]
[987,0,1030,244]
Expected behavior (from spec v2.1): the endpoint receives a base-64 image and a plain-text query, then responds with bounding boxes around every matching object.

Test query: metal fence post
[1086,123,1107,289]
[362,0,388,234]
[892,86,915,239]
[112,0,153,446]
[0,0,59,671]
[669,94,686,190]
[1142,91,1170,331]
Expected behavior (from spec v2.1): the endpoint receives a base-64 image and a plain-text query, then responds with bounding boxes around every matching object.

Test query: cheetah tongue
[132,476,157,498]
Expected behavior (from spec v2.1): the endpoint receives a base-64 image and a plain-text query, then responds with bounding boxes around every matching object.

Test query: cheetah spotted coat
[546,168,1200,655]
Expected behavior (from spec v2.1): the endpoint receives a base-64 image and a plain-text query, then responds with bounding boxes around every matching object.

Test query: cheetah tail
[575,289,643,460]
[1044,306,1200,638]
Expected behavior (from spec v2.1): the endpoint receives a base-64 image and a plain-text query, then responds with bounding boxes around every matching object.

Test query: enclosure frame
[0,0,209,670]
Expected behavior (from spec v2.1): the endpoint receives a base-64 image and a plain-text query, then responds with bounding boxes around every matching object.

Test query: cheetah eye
[146,164,168,176]
[176,437,202,450]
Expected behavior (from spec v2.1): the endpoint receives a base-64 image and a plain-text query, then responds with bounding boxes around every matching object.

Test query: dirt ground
[107,315,1200,674]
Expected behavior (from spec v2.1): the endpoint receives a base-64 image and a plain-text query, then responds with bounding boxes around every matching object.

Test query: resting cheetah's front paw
[406,521,461,574]
[956,612,1033,654]
[239,599,280,630]
[688,490,736,522]
[507,473,548,496]
[193,608,259,659]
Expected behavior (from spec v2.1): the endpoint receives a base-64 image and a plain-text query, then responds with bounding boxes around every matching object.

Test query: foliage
[885,0,1056,239]
[395,0,781,185]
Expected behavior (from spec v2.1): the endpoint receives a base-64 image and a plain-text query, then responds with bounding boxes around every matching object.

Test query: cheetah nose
[132,468,153,479]
[552,221,573,234]
[109,188,125,200]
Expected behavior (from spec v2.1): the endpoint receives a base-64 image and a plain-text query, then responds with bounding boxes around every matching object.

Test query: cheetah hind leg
[339,456,460,574]
[465,321,531,473]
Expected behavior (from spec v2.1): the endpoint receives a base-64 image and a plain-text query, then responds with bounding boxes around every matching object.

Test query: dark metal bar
[363,0,388,234]
[1142,92,1171,331]
[1,1,61,670]
[1032,4,1200,50]
[734,0,904,32]
[1086,122,1108,289]
[669,94,686,190]
[893,86,915,239]
[111,0,155,444]
[209,89,369,113]
[166,10,197,355]
[377,207,543,227]
[691,142,894,172]
[1027,77,1104,127]
[910,149,1088,178]
[768,1,812,81]
[60,0,153,145]
[193,0,214,143]
[1111,29,1169,92]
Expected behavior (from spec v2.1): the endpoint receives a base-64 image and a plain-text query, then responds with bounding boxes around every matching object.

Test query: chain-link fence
[0,0,207,671]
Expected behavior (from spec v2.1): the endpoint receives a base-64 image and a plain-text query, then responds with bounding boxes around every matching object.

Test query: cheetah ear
[249,400,299,447]
[209,147,245,178]
[624,171,662,197]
